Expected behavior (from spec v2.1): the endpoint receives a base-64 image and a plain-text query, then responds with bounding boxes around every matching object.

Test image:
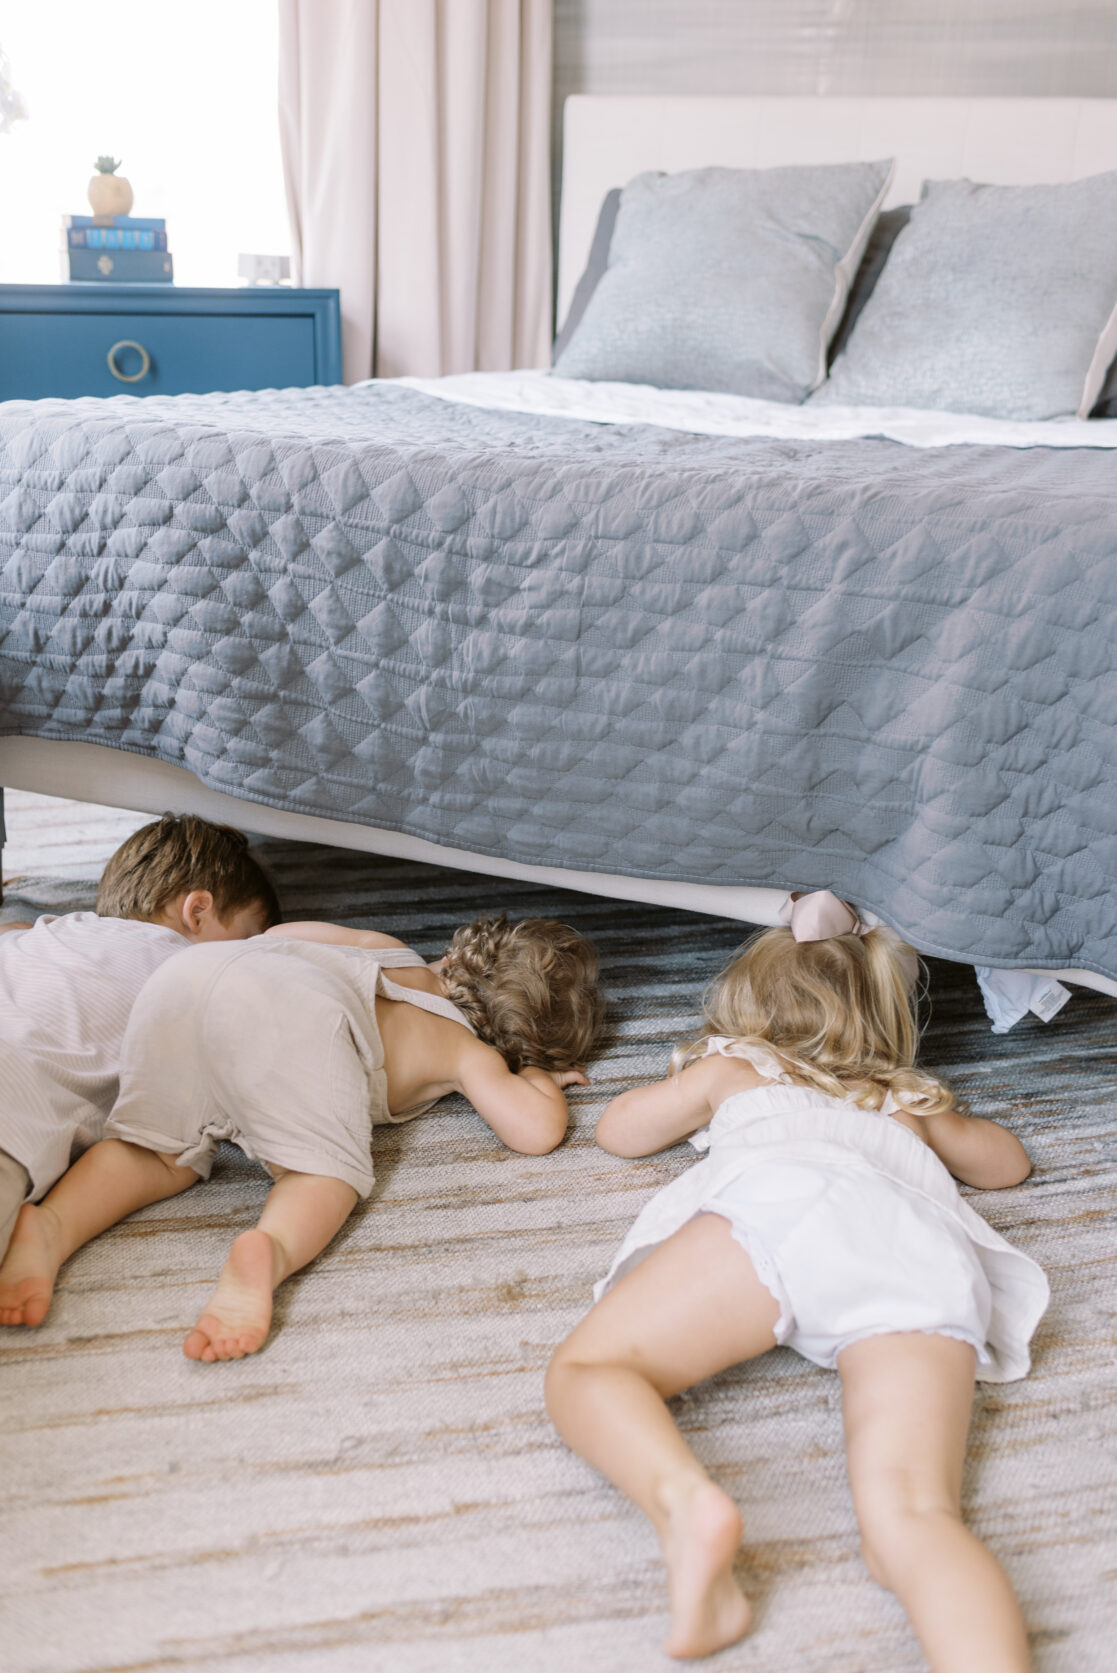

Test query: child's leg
[0,1148,30,1263]
[184,1170,357,1363]
[0,1139,198,1327]
[545,1212,781,1659]
[839,1332,1032,1673]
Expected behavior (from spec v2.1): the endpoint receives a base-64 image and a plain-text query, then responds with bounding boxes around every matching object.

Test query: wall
[554,1,1117,105]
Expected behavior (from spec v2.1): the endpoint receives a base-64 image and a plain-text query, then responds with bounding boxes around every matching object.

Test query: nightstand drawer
[0,285,342,401]
[0,309,317,399]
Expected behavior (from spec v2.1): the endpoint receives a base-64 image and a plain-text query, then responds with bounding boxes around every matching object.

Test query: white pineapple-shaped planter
[87,156,134,217]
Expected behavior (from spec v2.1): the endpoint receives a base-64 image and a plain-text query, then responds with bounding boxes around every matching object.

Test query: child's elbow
[594,1111,641,1157]
[514,1112,568,1156]
[524,1128,566,1157]
[1000,1145,1033,1187]
[980,1133,1033,1189]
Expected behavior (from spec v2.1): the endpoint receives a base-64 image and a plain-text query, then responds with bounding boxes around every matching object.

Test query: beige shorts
[106,941,379,1198]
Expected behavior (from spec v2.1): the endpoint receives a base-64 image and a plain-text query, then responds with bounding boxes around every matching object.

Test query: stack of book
[61,215,173,283]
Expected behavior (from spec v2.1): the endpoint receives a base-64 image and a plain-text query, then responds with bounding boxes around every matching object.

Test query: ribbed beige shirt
[0,913,186,1197]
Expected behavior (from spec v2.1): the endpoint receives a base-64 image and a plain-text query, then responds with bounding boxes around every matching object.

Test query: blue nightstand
[0,283,342,400]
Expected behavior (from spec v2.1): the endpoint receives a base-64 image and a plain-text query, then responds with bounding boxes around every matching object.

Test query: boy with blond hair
[0,813,279,1260]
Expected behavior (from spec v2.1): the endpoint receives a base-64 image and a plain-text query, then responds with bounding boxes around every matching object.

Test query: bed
[2,96,1115,998]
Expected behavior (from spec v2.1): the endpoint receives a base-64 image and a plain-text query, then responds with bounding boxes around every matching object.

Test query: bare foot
[0,1204,63,1327]
[184,1229,277,1363]
[659,1478,752,1659]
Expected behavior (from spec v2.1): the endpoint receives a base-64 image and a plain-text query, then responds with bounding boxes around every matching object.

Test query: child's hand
[545,1067,589,1091]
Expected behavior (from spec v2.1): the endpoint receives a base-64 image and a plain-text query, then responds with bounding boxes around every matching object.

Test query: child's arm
[909,1105,1032,1189]
[456,1040,585,1155]
[265,921,409,952]
[595,1056,761,1157]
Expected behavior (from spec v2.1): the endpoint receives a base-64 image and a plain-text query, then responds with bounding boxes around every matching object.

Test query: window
[0,0,289,287]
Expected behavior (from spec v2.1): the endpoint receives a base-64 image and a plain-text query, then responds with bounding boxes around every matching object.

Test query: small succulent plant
[94,155,122,174]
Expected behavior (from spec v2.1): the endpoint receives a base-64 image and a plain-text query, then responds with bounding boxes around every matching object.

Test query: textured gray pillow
[553,188,620,363]
[1090,353,1117,418]
[827,207,910,366]
[814,174,1117,420]
[553,160,894,403]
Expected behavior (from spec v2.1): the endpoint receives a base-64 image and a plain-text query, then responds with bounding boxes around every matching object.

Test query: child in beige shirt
[0,814,278,1259]
[0,913,603,1363]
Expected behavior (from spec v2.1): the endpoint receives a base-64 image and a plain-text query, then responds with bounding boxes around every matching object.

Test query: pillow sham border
[812,160,896,392]
[1080,294,1117,418]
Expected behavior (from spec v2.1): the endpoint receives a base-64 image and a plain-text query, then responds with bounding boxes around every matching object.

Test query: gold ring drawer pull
[106,339,151,383]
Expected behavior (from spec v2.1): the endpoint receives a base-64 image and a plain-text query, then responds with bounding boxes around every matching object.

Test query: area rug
[1,837,1114,1673]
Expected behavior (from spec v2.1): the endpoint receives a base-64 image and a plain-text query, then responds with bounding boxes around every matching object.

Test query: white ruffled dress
[596,1039,1049,1382]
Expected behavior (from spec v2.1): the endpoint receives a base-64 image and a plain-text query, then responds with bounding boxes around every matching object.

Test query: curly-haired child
[0,912,604,1360]
[545,891,1047,1669]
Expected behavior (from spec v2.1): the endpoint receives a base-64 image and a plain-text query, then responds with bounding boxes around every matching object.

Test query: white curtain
[278,0,552,384]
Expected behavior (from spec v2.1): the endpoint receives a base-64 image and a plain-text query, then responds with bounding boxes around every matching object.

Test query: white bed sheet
[397,370,1117,450]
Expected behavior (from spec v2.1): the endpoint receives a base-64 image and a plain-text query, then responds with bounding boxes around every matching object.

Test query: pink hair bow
[779,889,866,942]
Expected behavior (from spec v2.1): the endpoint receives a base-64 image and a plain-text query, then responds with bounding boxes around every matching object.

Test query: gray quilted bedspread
[1,382,1115,977]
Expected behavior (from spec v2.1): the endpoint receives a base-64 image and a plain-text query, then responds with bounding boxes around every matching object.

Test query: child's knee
[856,1491,958,1591]
[858,1526,893,1588]
[857,1498,910,1590]
[544,1341,575,1410]
[544,1336,597,1413]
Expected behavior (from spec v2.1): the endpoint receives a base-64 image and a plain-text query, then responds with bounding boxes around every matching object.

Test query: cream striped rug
[0,808,1114,1673]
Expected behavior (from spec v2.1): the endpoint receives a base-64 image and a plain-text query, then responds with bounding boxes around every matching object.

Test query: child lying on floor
[0,815,278,1264]
[0,913,603,1360]
[546,891,1048,1669]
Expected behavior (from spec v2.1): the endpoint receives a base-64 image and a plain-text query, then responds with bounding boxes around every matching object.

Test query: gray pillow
[1090,354,1117,418]
[553,160,894,403]
[557,199,911,373]
[814,174,1117,420]
[553,188,620,363]
[827,207,910,366]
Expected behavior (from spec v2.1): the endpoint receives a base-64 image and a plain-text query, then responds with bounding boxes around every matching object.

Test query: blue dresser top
[0,284,343,398]
[0,283,340,306]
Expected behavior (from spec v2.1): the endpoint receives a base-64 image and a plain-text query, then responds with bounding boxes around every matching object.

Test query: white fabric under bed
[398,369,1117,450]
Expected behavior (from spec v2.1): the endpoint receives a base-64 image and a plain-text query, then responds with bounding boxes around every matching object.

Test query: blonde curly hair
[674,922,957,1117]
[439,915,604,1073]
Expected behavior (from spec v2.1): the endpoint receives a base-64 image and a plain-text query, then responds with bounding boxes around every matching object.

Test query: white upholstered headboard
[557,95,1117,323]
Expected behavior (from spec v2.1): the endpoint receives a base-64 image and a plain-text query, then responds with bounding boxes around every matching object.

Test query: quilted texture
[1,383,1115,979]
